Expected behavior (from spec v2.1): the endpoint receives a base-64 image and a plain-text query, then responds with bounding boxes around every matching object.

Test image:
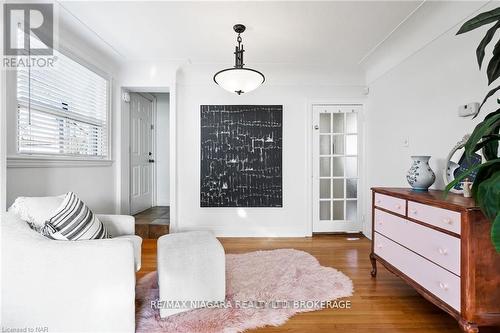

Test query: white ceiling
[59,0,423,70]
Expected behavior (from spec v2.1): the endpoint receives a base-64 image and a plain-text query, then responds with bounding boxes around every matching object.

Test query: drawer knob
[439,282,449,291]
[443,218,453,225]
[438,247,448,255]
[376,199,381,204]
[377,221,383,226]
[410,209,417,215]
[395,204,402,210]
[377,244,383,249]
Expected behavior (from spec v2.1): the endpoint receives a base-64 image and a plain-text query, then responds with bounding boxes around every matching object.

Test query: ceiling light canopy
[213,24,265,95]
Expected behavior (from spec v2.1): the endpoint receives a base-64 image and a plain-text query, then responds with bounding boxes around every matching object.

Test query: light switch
[403,137,410,147]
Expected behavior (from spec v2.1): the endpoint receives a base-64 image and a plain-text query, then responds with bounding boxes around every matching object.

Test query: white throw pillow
[8,195,65,231]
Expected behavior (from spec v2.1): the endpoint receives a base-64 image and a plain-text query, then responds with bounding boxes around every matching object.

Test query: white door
[130,93,154,214]
[312,104,362,233]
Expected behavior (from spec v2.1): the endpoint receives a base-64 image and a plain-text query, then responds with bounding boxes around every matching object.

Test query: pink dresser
[370,188,500,333]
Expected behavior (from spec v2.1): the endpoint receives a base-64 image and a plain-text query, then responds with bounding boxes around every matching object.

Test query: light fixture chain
[213,24,265,95]
[235,32,244,68]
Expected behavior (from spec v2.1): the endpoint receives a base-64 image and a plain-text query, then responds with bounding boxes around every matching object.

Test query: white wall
[6,167,116,213]
[363,1,496,236]
[154,93,170,206]
[176,64,365,236]
[5,10,121,213]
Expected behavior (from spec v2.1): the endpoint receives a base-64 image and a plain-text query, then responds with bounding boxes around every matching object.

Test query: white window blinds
[16,49,109,158]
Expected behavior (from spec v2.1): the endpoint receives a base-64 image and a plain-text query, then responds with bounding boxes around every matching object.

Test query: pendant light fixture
[213,24,265,95]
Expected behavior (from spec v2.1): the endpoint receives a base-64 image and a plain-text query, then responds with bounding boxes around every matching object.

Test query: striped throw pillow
[41,192,111,240]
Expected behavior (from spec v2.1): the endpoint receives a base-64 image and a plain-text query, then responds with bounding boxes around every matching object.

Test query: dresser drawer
[374,209,460,275]
[374,193,406,215]
[374,232,461,312]
[407,201,461,235]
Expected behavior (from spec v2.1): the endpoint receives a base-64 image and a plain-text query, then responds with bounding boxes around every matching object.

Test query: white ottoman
[157,231,226,318]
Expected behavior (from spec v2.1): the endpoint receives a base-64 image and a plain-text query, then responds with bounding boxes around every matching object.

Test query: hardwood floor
[138,235,498,333]
[134,206,170,239]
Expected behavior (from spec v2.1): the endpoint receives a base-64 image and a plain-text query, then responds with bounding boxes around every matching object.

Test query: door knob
[148,159,155,163]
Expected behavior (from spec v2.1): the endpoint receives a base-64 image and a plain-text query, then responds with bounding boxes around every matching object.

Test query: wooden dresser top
[372,187,480,212]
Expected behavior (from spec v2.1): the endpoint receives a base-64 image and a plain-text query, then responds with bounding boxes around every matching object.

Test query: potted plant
[447,7,500,252]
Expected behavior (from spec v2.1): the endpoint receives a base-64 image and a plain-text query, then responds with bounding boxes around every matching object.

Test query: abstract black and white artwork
[200,105,282,207]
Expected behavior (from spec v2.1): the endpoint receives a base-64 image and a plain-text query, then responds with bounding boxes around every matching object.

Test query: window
[16,37,109,159]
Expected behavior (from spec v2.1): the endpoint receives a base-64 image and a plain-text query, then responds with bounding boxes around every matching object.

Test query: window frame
[7,42,113,167]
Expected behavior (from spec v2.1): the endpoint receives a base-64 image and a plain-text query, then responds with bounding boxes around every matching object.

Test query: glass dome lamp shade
[213,24,265,95]
[213,67,265,95]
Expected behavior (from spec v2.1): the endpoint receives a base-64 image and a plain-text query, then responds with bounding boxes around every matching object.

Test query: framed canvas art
[200,105,283,207]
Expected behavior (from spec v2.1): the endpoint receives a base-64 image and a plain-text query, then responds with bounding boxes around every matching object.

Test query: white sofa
[1,212,141,333]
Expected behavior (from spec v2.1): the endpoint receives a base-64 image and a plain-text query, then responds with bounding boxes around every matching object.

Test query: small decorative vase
[462,178,473,198]
[406,156,436,192]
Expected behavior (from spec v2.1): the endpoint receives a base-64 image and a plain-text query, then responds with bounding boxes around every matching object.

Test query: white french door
[312,104,362,233]
[130,93,154,214]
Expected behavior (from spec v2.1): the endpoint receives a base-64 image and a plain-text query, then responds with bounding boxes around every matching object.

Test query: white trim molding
[7,155,113,168]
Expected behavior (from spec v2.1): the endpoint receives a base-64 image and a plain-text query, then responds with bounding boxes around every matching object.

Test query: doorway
[129,92,170,219]
[129,92,155,214]
[312,104,363,233]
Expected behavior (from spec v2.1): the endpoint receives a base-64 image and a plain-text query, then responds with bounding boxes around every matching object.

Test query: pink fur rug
[136,249,353,333]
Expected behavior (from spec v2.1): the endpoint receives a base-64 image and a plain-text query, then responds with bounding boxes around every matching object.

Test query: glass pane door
[313,105,361,233]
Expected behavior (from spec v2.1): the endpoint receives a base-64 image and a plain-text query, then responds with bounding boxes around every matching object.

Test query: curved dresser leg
[369,252,377,277]
[459,319,479,333]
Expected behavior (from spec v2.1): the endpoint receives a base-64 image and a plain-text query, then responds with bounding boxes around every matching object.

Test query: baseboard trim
[175,226,309,238]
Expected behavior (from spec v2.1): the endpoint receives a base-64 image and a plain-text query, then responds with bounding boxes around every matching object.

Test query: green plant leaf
[457,8,500,34]
[481,108,500,160]
[476,170,500,219]
[483,124,500,160]
[483,134,500,160]
[464,110,500,158]
[477,85,500,116]
[445,159,500,194]
[471,134,500,153]
[477,21,500,69]
[484,107,500,123]
[471,162,500,199]
[487,41,500,84]
[465,109,500,156]
[476,171,500,253]
[492,214,500,253]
